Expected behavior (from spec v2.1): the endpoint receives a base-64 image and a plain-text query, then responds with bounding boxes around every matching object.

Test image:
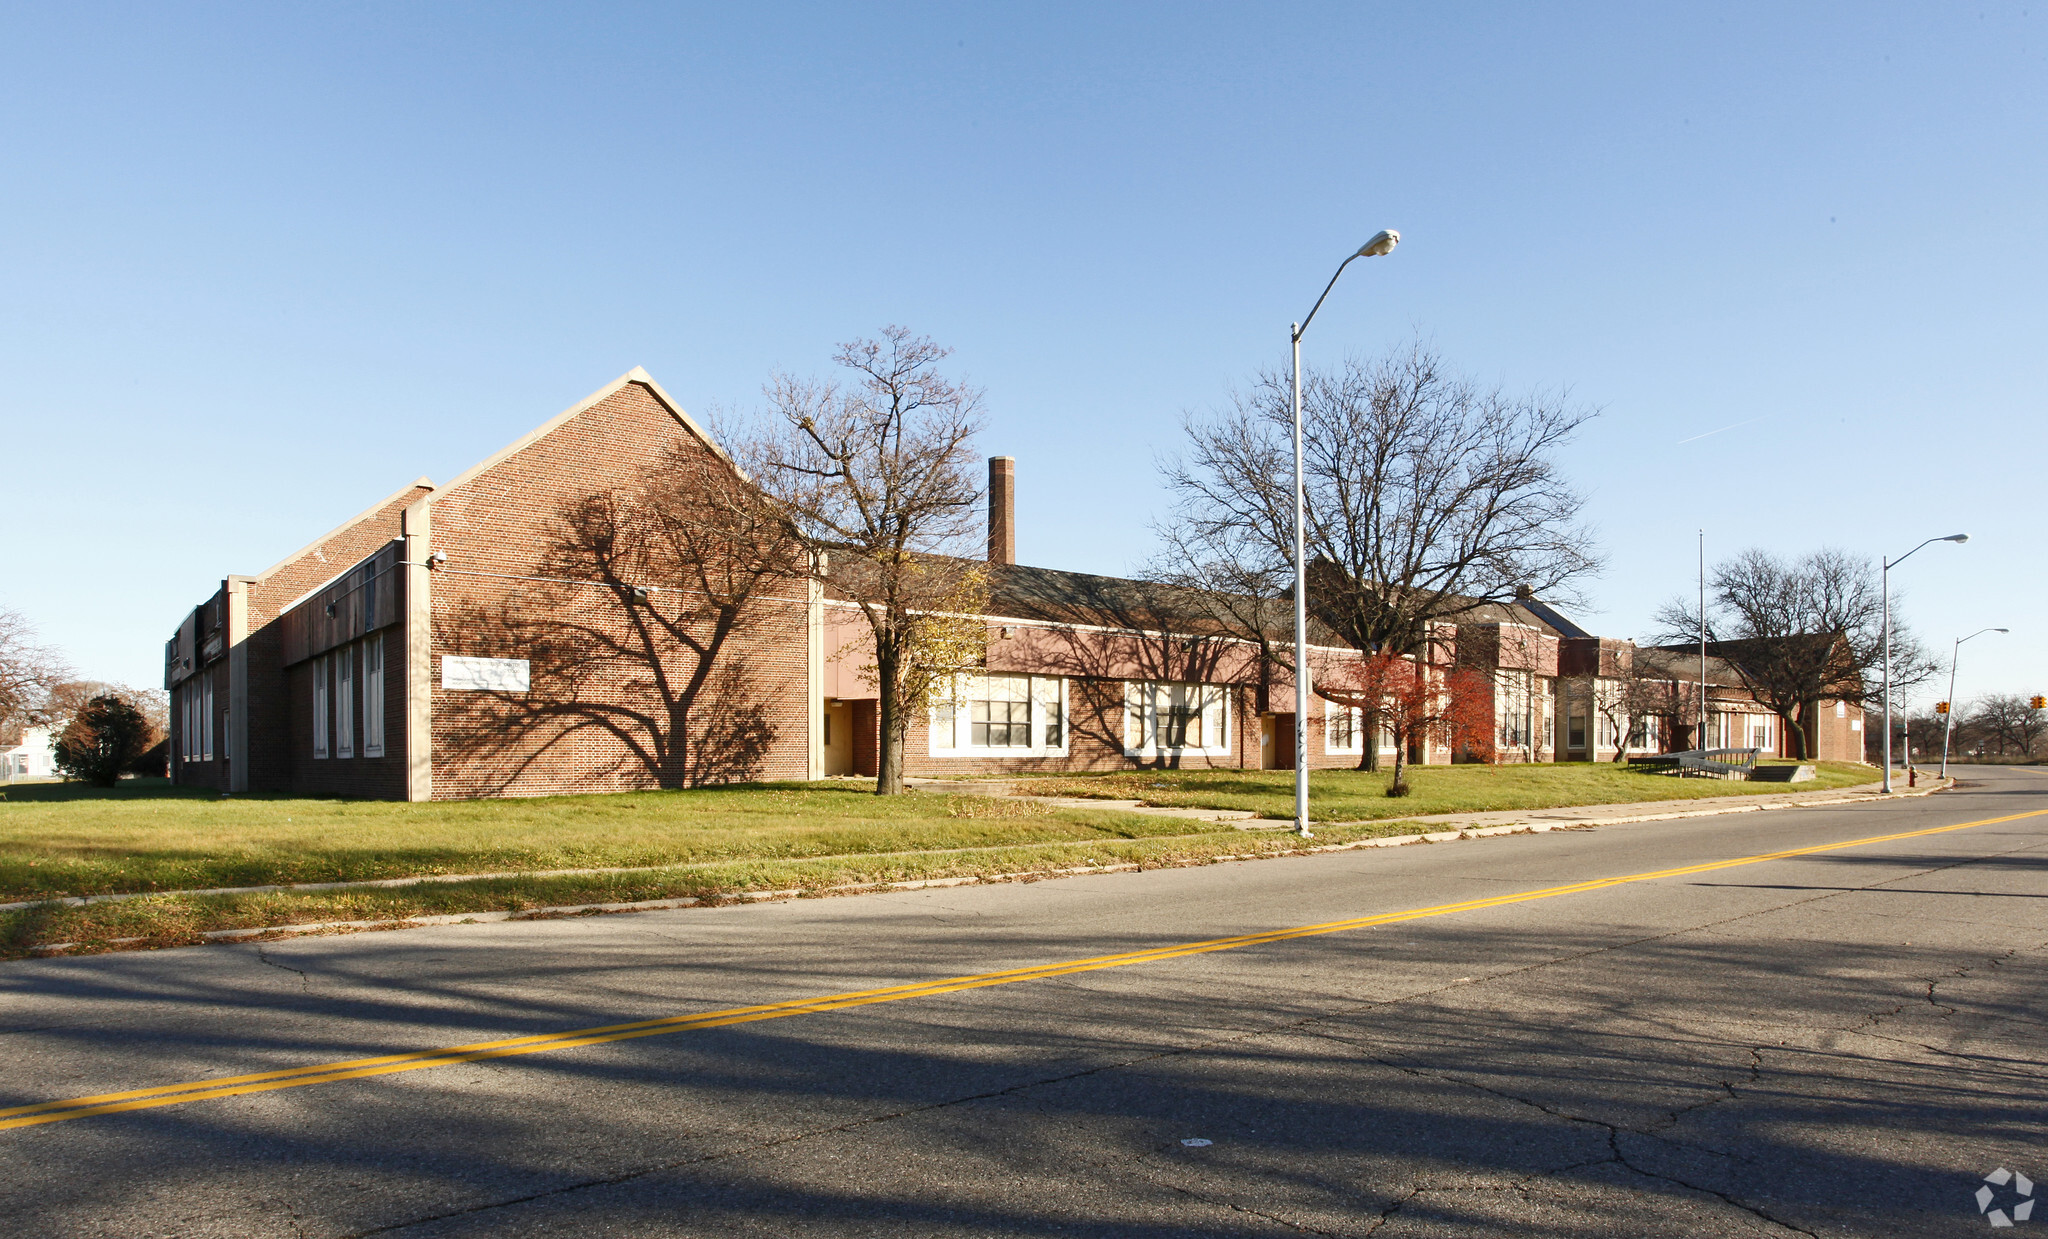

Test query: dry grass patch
[2,819,1434,958]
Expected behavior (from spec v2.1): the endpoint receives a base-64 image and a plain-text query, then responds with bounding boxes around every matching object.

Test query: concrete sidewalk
[921,775,1948,832]
[1268,776,1947,834]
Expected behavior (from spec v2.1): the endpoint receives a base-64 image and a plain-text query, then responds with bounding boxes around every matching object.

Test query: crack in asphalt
[256,944,313,992]
[285,824,2048,1235]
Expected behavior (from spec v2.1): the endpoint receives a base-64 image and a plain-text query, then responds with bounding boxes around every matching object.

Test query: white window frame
[929,674,1069,758]
[363,634,385,758]
[312,655,329,759]
[1122,681,1231,760]
[336,645,355,759]
[1628,714,1658,750]
[1323,699,1364,755]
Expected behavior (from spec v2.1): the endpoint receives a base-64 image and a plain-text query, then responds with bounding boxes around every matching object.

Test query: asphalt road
[4,768,2046,1238]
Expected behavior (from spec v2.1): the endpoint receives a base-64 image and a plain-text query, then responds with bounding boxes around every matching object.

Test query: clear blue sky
[4,2,2042,710]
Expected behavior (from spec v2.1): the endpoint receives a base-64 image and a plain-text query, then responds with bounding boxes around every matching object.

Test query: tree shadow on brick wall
[436,442,805,793]
[990,568,1254,770]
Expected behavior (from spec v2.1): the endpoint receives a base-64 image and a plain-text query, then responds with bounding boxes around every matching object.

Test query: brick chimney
[987,456,1015,565]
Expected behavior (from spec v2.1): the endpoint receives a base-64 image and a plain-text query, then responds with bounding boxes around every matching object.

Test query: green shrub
[54,695,152,787]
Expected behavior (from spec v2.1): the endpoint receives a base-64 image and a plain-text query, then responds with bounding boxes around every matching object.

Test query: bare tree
[1581,662,1687,762]
[43,680,167,741]
[437,436,805,790]
[0,608,70,728]
[1653,547,1934,760]
[1967,694,2045,758]
[732,327,989,795]
[1628,648,1709,752]
[1154,341,1600,769]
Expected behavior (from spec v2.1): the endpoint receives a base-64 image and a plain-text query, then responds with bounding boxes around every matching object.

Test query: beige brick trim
[402,496,434,803]
[226,576,253,793]
[807,574,825,779]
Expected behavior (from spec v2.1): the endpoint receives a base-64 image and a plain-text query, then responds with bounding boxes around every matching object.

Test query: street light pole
[1289,228,1399,837]
[1940,627,2008,779]
[1881,533,1969,793]
[1698,529,1707,749]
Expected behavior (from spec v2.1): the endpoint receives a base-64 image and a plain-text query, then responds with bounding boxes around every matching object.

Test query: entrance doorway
[1261,714,1295,770]
[822,701,854,776]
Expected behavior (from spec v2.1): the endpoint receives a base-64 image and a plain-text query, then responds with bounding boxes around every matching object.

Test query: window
[363,635,385,758]
[1567,713,1587,750]
[930,674,1068,756]
[1123,681,1229,757]
[1750,716,1773,750]
[1324,700,1363,754]
[1628,715,1657,749]
[336,646,354,759]
[201,676,214,762]
[1836,701,1848,719]
[313,656,329,759]
[971,674,1032,747]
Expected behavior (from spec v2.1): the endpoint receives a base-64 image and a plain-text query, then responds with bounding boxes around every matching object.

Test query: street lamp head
[1357,229,1400,258]
[1943,533,1970,543]
[1995,627,2011,633]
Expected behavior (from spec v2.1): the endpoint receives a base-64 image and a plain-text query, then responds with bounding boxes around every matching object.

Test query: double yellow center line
[5,807,2041,1133]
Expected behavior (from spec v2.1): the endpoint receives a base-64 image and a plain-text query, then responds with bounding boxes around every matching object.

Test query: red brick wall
[282,622,410,800]
[244,488,429,791]
[425,381,812,798]
[169,659,231,790]
[880,680,1377,776]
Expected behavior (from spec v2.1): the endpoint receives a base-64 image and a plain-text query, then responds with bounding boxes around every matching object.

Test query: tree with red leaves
[1319,645,1493,795]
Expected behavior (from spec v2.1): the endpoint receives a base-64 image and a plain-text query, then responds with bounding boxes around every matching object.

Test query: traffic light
[1934,702,1950,715]
[2033,695,2047,710]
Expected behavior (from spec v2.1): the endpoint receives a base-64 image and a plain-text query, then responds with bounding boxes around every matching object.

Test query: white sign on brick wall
[441,656,531,692]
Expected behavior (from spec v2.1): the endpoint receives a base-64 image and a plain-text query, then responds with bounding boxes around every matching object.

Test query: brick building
[165,370,1863,799]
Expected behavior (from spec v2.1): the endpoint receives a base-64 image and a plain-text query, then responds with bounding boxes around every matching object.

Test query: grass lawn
[0,779,1200,902]
[1020,760,1876,822]
[0,762,1877,957]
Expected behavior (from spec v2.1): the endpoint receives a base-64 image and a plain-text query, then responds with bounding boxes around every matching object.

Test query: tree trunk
[874,645,905,795]
[1361,708,1382,771]
[1784,709,1810,761]
[1389,730,1409,792]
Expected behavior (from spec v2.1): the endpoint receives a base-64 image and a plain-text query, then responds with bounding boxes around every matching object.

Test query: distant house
[1,726,58,781]
[163,369,1864,800]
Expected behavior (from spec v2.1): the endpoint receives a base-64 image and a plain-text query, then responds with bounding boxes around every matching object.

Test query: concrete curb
[17,778,1950,958]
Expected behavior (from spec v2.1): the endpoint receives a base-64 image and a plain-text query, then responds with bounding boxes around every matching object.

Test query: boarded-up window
[336,646,354,760]
[313,656,329,759]
[363,634,385,758]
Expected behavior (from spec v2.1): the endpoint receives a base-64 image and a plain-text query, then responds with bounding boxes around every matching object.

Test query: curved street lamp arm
[1295,253,1361,343]
[1885,537,1939,571]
